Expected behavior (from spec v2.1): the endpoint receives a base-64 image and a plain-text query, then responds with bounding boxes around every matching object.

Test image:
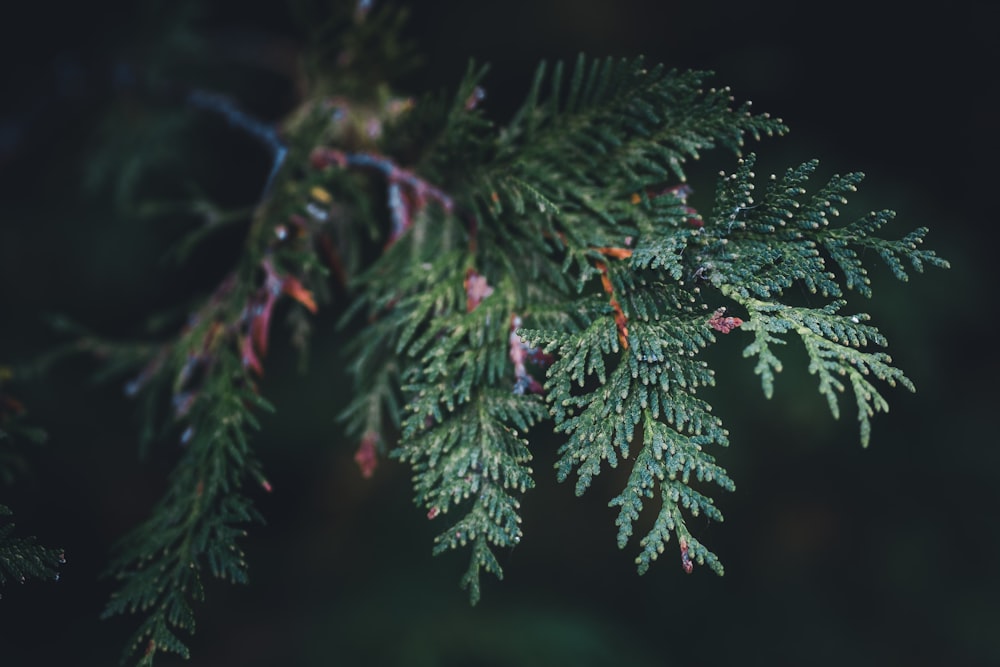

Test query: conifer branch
[688,154,947,446]
[186,90,289,197]
[0,505,64,594]
[27,4,947,661]
[101,345,274,664]
[96,74,336,666]
[0,380,64,596]
[734,297,913,447]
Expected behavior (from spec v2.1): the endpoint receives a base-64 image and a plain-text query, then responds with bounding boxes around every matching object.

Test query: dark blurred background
[0,1,996,665]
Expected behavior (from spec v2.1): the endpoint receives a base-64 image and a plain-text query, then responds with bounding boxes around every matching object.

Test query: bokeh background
[1,1,996,665]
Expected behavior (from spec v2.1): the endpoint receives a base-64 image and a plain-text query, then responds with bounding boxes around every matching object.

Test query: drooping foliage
[0,376,64,596]
[9,2,947,664]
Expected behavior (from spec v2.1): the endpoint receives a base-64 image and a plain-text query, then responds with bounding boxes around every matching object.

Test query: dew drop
[305,202,328,222]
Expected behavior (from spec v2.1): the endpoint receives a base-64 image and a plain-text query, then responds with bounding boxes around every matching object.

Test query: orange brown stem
[595,261,629,350]
[594,246,634,260]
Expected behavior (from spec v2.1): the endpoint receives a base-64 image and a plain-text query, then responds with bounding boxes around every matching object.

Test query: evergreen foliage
[0,505,64,593]
[0,378,64,595]
[8,2,948,664]
[100,344,274,664]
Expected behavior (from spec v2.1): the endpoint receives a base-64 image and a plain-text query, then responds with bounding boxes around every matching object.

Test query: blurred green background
[0,1,995,665]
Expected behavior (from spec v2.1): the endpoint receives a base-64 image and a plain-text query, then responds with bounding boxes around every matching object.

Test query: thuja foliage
[0,374,64,595]
[14,2,948,664]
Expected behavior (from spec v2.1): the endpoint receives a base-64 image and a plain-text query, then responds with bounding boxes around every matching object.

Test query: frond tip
[62,9,947,658]
[732,289,916,448]
[700,158,944,447]
[0,505,65,591]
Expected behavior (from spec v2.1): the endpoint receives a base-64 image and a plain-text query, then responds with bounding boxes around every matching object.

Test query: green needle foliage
[15,2,947,664]
[0,376,64,597]
[100,345,274,664]
[0,505,64,593]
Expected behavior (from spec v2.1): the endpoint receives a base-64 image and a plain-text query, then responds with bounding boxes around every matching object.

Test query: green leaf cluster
[101,346,271,664]
[687,155,948,445]
[23,4,948,664]
[0,506,63,593]
[347,53,946,595]
[339,54,793,597]
[0,381,63,595]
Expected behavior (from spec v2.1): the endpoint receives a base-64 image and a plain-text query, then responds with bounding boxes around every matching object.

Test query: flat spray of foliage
[0,380,64,595]
[1,2,948,664]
